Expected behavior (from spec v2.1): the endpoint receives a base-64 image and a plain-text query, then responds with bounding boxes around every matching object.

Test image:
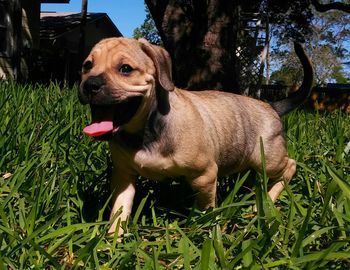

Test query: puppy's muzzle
[79,75,105,104]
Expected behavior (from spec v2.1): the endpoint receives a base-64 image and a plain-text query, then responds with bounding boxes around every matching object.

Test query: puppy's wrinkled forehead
[88,38,153,71]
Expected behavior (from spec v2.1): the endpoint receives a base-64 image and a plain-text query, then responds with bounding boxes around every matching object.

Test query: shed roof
[40,12,121,39]
[41,0,70,3]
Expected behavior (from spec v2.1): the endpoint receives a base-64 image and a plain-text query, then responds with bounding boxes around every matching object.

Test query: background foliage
[133,6,162,46]
[270,8,350,85]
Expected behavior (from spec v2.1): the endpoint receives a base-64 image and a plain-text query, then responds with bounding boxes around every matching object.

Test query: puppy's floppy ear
[138,38,175,92]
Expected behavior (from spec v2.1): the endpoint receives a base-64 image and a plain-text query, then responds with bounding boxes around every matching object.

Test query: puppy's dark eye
[119,64,134,75]
[83,60,93,71]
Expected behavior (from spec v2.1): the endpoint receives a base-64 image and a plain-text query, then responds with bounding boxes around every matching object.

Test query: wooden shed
[0,0,122,83]
[37,12,122,83]
[0,0,69,80]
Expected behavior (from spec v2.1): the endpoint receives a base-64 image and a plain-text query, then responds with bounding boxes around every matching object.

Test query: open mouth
[83,96,143,140]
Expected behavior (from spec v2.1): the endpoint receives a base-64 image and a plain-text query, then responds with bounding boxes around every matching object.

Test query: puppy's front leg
[190,165,218,210]
[108,167,136,236]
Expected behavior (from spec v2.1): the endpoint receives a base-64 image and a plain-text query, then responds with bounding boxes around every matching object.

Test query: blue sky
[41,0,146,37]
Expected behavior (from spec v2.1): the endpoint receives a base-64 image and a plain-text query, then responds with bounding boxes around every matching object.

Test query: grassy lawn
[0,82,349,269]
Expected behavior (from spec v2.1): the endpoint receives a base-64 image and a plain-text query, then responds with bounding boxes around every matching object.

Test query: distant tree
[270,64,303,86]
[133,6,162,45]
[271,44,347,85]
[312,45,345,84]
[271,8,350,85]
[332,65,349,83]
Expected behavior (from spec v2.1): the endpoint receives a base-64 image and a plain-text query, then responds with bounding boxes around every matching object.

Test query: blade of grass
[326,165,350,200]
[291,180,318,258]
[199,239,212,270]
[213,224,227,269]
[132,195,148,225]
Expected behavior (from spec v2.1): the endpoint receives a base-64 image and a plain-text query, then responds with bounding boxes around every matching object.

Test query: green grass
[0,81,349,269]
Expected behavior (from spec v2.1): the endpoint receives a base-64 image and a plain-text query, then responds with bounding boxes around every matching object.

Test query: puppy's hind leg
[267,157,296,202]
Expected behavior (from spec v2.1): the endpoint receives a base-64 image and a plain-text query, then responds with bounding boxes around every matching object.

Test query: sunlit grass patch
[0,81,349,269]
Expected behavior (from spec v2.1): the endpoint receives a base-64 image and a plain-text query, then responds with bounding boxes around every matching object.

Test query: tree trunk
[145,0,240,93]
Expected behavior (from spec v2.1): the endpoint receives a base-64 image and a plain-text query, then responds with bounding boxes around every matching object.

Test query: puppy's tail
[270,42,314,116]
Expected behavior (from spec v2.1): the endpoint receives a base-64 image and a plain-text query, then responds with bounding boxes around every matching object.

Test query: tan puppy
[79,37,313,235]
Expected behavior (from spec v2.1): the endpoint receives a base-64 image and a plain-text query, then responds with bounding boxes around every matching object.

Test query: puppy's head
[79,37,174,139]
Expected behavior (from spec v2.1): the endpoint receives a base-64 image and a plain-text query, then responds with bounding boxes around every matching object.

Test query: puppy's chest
[133,151,180,181]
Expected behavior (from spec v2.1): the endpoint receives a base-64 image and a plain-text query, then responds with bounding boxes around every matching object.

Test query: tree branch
[311,0,350,13]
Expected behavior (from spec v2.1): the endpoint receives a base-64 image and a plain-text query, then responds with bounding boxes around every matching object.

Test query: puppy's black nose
[83,75,104,95]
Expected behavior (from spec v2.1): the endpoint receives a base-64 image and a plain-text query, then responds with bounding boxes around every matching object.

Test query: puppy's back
[173,89,284,173]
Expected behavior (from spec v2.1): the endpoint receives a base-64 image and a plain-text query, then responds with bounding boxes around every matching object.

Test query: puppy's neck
[122,85,157,134]
[115,87,172,151]
[155,86,171,115]
[123,85,171,134]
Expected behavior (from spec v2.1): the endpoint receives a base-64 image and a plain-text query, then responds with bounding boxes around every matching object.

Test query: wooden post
[63,48,70,86]
[265,17,270,85]
[12,0,22,81]
[79,0,88,66]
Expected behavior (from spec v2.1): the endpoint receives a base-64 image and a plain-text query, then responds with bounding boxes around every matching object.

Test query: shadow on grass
[77,158,257,223]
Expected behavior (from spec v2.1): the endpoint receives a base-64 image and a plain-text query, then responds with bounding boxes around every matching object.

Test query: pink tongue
[83,121,114,137]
